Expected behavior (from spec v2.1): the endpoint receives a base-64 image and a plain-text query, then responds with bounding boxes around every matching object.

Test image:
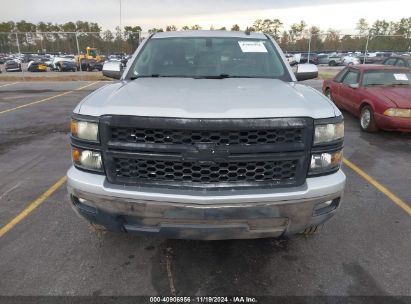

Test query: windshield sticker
[238,41,268,53]
[394,73,409,81]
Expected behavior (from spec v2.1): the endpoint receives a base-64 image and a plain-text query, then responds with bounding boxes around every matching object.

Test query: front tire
[360,105,379,132]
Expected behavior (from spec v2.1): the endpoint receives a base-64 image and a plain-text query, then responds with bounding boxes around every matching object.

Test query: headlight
[314,121,344,145]
[72,148,103,172]
[309,150,343,174]
[384,108,411,118]
[71,119,99,141]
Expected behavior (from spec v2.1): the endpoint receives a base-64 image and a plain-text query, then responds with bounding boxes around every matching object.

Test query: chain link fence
[0,31,410,79]
[0,31,150,79]
[0,31,151,55]
[279,32,410,65]
[280,33,410,53]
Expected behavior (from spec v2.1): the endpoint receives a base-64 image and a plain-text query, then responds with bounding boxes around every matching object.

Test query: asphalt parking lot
[0,80,410,297]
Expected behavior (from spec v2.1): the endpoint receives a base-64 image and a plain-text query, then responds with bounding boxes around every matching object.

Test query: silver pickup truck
[67,31,345,240]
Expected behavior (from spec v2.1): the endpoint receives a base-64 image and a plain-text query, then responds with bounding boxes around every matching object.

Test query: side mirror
[349,83,359,89]
[295,64,318,81]
[102,61,123,79]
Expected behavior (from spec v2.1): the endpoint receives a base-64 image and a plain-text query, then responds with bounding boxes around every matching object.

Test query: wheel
[57,65,61,72]
[329,60,336,66]
[301,224,323,236]
[72,68,76,72]
[360,105,379,132]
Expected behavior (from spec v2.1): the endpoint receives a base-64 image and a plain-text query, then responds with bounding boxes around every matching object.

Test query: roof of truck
[152,30,268,39]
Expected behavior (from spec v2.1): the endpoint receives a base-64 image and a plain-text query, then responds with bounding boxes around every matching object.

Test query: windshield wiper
[130,74,161,80]
[389,83,410,86]
[194,75,274,79]
[131,74,270,80]
[194,74,232,79]
[366,83,410,87]
[130,75,197,80]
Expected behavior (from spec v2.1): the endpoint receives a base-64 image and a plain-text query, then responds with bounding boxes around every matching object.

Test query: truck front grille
[111,127,303,145]
[114,158,298,184]
[100,116,313,190]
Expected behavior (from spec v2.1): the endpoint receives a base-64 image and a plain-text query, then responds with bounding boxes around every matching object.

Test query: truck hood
[366,87,411,108]
[76,78,338,119]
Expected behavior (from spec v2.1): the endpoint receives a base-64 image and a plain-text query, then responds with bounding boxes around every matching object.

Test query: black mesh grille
[114,158,298,184]
[100,116,313,189]
[110,128,303,145]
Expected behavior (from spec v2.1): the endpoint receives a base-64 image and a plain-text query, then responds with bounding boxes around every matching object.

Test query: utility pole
[120,0,122,35]
[364,32,370,64]
[363,29,375,64]
[119,0,122,53]
[15,33,25,81]
[308,34,312,63]
[75,33,84,81]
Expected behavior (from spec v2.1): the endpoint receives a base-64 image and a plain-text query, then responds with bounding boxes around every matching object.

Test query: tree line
[0,17,410,54]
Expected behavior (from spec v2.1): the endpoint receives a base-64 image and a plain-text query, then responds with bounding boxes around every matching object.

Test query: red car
[323,65,411,132]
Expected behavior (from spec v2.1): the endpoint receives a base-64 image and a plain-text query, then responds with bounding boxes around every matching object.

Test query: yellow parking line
[0,151,407,238]
[0,91,74,115]
[74,81,100,91]
[0,176,67,238]
[0,81,99,115]
[343,159,411,216]
[0,82,19,88]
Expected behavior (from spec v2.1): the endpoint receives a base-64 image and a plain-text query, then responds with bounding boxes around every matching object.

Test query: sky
[1,0,410,33]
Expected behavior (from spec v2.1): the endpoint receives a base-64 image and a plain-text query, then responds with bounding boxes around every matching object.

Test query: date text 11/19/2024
[149,296,258,303]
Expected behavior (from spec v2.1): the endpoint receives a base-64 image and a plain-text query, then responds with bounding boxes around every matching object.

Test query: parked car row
[0,58,103,73]
[382,55,411,68]
[0,51,130,72]
[283,51,410,67]
[4,60,22,72]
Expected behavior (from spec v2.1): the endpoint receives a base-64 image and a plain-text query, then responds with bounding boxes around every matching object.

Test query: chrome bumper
[67,166,346,240]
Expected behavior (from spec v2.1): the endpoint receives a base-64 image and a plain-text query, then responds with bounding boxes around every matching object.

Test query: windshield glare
[129,37,289,80]
[363,70,411,86]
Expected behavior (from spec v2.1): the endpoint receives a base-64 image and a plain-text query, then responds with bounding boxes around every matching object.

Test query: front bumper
[67,166,346,240]
[375,113,411,132]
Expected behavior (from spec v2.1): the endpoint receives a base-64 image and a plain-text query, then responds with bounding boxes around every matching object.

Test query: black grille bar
[111,128,303,145]
[114,158,298,184]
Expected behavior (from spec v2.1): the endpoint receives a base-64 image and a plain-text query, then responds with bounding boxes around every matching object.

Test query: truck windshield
[128,37,290,80]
